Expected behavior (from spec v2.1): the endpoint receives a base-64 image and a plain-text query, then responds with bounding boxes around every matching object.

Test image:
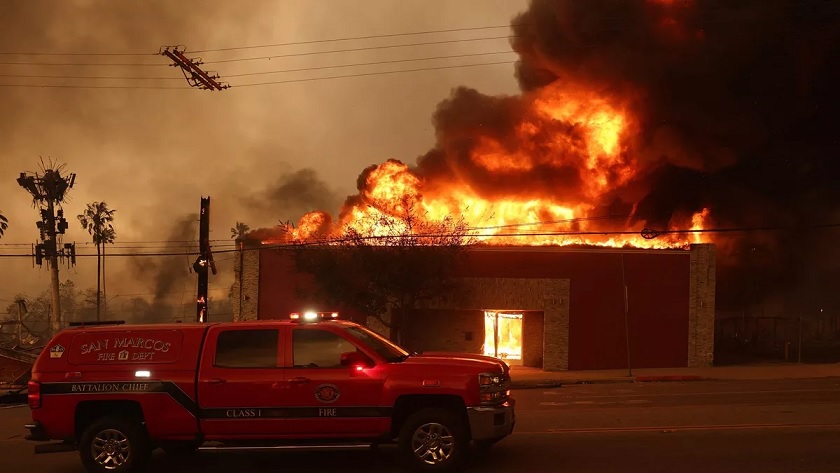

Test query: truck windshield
[344,325,410,363]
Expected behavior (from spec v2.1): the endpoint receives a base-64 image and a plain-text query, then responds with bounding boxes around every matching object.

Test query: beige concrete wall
[424,277,571,371]
[232,241,261,322]
[688,243,716,367]
[522,311,544,368]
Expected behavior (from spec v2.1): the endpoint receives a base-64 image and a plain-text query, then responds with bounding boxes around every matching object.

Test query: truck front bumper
[466,399,515,441]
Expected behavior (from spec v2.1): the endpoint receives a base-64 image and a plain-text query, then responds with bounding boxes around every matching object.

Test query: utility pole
[17,161,77,334]
[193,197,216,323]
[15,298,27,346]
[159,46,230,91]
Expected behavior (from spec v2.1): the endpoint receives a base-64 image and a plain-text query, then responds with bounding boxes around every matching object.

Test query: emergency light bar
[289,311,339,321]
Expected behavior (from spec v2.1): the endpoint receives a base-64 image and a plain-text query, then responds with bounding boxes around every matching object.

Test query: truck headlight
[479,372,510,405]
[479,373,502,386]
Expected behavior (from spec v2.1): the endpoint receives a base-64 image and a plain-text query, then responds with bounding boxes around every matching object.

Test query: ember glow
[484,311,523,364]
[273,79,714,249]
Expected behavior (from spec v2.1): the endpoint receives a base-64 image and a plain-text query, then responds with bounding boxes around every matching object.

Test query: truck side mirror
[340,351,373,370]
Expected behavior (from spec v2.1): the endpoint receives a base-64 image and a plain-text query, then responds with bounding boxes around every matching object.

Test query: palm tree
[0,211,7,239]
[230,222,250,240]
[77,202,116,321]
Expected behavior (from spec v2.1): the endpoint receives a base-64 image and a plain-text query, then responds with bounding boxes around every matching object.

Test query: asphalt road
[2,378,840,472]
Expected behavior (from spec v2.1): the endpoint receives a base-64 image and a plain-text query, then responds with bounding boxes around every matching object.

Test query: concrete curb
[511,375,712,389]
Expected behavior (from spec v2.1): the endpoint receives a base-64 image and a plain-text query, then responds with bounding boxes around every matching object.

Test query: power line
[0,24,515,58]
[234,60,515,88]
[0,239,234,246]
[0,83,190,89]
[255,222,840,250]
[0,60,516,89]
[1,222,839,257]
[0,73,179,80]
[0,51,156,57]
[0,35,510,68]
[0,61,168,67]
[225,50,515,78]
[203,36,511,65]
[191,24,515,53]
[0,50,515,81]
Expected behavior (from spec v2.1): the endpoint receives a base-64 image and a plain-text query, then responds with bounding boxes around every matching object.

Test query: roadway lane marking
[536,387,840,400]
[540,400,652,406]
[0,404,25,410]
[520,399,840,412]
[512,422,840,435]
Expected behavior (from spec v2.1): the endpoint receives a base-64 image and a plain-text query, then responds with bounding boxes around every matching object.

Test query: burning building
[233,0,839,369]
[234,243,714,371]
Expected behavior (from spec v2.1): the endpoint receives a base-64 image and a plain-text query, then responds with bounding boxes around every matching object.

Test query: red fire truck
[24,312,515,472]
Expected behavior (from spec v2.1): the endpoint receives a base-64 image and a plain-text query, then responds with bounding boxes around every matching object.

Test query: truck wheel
[398,408,468,472]
[79,417,151,473]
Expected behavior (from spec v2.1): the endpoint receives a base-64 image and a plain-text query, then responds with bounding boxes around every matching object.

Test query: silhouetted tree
[2,280,81,345]
[230,221,250,239]
[77,202,116,321]
[293,199,473,342]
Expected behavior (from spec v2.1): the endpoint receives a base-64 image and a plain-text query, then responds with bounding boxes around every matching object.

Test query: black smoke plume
[129,214,198,318]
[414,0,840,312]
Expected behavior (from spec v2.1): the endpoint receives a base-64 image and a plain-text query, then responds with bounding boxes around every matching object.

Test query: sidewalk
[509,362,840,389]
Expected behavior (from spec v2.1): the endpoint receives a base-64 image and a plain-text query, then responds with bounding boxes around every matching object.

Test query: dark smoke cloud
[242,169,341,241]
[241,168,340,223]
[129,214,198,315]
[412,0,840,311]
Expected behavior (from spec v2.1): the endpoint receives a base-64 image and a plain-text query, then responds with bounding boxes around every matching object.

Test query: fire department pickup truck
[24,312,515,472]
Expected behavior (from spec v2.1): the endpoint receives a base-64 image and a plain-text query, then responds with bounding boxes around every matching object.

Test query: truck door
[197,326,285,439]
[282,325,387,437]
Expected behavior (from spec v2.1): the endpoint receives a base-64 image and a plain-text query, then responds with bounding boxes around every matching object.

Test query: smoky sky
[411,0,840,311]
[0,0,526,305]
[241,168,341,224]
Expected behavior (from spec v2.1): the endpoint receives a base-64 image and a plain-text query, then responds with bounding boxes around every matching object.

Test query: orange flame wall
[273,80,713,249]
[259,0,737,249]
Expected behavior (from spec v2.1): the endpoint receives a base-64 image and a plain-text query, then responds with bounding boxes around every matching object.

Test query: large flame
[274,80,714,249]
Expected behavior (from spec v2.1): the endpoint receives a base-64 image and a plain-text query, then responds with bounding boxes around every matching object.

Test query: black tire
[78,417,151,473]
[397,408,469,473]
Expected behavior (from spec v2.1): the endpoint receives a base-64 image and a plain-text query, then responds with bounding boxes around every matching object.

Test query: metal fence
[715,313,840,363]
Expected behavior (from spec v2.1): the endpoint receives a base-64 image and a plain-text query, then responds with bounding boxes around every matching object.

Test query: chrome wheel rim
[91,428,131,470]
[411,422,455,465]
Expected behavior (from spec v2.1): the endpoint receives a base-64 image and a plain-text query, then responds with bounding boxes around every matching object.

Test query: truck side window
[214,329,279,368]
[293,329,359,368]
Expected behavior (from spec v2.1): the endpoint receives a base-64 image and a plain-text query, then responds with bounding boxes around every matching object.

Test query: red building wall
[258,247,692,370]
[453,248,691,369]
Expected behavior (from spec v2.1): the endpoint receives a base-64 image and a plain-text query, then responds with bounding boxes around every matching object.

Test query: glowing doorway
[483,311,523,364]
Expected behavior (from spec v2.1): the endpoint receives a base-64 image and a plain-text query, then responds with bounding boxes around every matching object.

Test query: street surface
[2,378,840,472]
